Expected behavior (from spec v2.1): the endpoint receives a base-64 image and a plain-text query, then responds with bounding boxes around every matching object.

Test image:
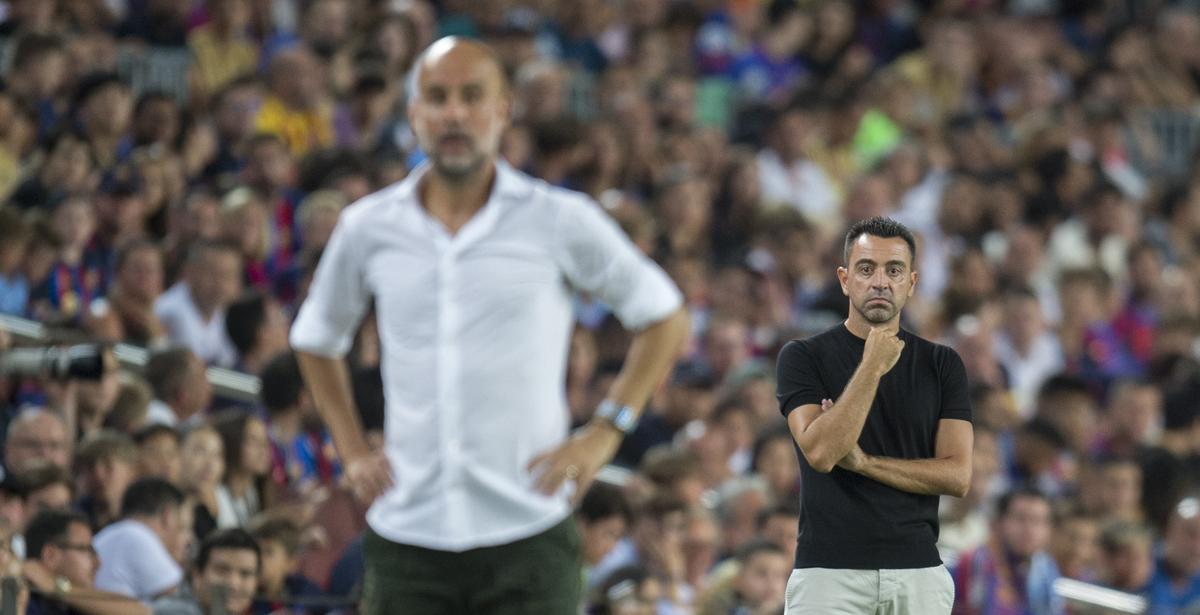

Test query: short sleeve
[289,212,371,358]
[776,340,828,417]
[553,194,681,331]
[938,348,972,423]
[95,526,183,600]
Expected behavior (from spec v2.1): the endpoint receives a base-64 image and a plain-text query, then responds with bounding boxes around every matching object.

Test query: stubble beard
[432,150,487,183]
[857,300,897,324]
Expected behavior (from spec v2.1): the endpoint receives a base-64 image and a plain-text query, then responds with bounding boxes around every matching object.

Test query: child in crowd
[250,515,327,615]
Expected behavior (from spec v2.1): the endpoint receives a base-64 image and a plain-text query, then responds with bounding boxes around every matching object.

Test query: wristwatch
[54,576,71,595]
[593,400,639,435]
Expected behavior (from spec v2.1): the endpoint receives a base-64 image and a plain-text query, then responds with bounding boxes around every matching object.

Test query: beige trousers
[784,565,955,615]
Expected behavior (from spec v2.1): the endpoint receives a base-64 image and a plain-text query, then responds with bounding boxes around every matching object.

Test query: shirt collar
[397,158,532,206]
[396,158,533,245]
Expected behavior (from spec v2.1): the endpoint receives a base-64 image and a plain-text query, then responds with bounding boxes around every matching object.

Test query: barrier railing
[1053,578,1146,614]
[0,313,260,403]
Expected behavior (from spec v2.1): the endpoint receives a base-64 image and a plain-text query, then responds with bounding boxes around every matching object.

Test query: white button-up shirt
[154,282,238,368]
[289,161,682,551]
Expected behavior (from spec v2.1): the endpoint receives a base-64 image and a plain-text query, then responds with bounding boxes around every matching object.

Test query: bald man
[291,37,689,613]
[4,408,70,476]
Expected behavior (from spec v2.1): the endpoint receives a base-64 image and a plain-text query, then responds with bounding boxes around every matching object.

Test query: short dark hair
[185,239,241,268]
[756,502,800,530]
[0,207,28,244]
[134,91,175,118]
[121,477,185,519]
[11,33,64,70]
[1036,374,1093,404]
[75,430,139,471]
[195,528,261,572]
[843,217,917,266]
[25,509,89,561]
[635,492,688,523]
[751,423,795,474]
[260,352,304,414]
[734,538,785,564]
[250,516,302,556]
[578,482,632,525]
[134,423,181,446]
[1018,417,1068,450]
[225,291,268,356]
[996,486,1050,518]
[144,347,194,401]
[114,238,161,274]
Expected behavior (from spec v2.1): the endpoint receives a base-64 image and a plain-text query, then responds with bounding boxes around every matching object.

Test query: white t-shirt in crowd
[94,519,183,601]
[154,282,237,368]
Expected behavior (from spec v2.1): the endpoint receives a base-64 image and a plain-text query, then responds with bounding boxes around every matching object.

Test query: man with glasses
[22,508,149,615]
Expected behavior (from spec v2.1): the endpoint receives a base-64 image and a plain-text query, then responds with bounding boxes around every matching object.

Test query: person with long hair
[212,410,274,529]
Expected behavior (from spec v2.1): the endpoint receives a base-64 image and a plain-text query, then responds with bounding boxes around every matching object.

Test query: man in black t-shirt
[776,217,973,614]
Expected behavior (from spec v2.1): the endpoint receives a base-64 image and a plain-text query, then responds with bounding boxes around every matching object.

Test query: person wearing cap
[290,37,688,614]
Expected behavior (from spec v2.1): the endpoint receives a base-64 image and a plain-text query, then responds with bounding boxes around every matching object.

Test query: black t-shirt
[775,324,972,570]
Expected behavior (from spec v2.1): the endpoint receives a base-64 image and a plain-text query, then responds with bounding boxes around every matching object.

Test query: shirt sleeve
[95,528,183,600]
[289,211,371,358]
[775,340,827,417]
[938,347,972,423]
[553,194,682,331]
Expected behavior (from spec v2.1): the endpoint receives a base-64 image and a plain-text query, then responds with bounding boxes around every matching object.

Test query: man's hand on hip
[527,424,622,504]
[343,450,395,505]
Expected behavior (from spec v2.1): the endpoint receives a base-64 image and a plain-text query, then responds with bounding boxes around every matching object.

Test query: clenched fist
[863,327,904,376]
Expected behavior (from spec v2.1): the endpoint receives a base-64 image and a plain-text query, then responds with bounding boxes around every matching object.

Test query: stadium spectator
[591,492,692,611]
[19,463,74,514]
[4,408,71,475]
[74,430,139,531]
[154,241,242,367]
[152,528,261,615]
[143,347,212,428]
[1098,521,1155,595]
[248,516,325,615]
[696,539,789,615]
[22,508,150,615]
[94,478,190,600]
[952,487,1064,615]
[178,425,225,541]
[223,291,290,376]
[1144,495,1200,614]
[134,424,182,485]
[212,411,273,528]
[577,482,633,583]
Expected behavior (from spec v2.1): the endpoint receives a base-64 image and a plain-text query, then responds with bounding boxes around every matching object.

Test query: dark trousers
[361,516,582,614]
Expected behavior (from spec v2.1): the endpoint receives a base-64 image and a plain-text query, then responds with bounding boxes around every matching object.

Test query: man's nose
[442,95,468,122]
[871,269,889,288]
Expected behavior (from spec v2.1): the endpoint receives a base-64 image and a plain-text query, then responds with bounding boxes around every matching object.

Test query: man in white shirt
[290,37,689,614]
[94,478,192,601]
[154,241,242,368]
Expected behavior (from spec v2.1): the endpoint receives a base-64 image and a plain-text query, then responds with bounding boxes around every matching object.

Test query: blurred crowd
[0,0,1198,614]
